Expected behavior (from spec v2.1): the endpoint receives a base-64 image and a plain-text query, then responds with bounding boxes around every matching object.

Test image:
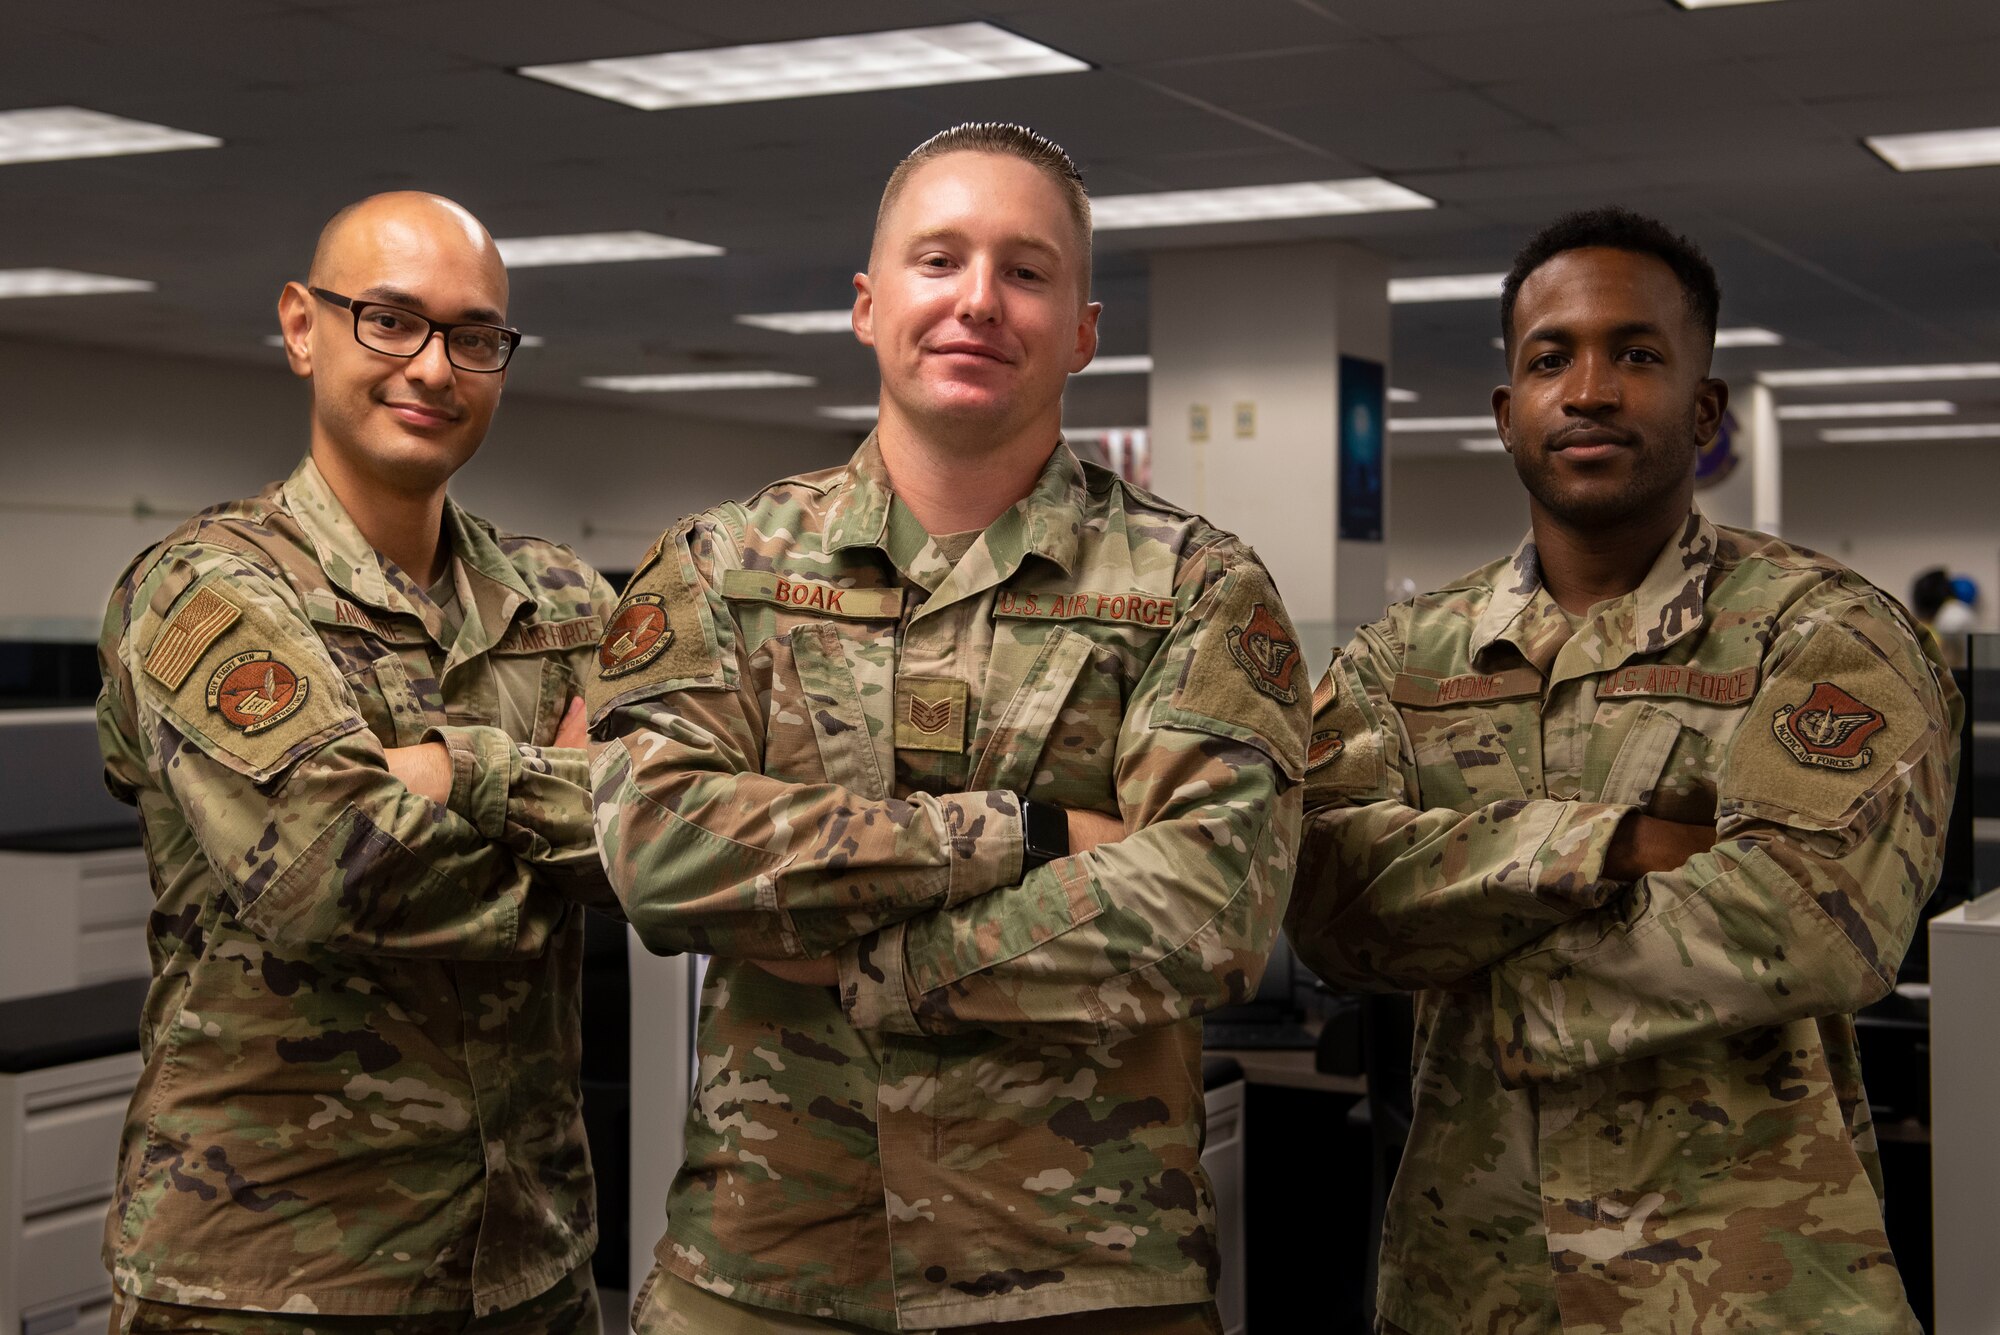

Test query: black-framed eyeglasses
[309,287,522,373]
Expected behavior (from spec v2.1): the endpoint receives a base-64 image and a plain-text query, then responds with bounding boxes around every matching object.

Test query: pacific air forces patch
[1773,681,1886,770]
[599,593,674,678]
[1227,602,1301,704]
[207,650,309,734]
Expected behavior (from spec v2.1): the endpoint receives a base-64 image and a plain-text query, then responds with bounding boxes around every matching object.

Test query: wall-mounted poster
[1338,354,1385,542]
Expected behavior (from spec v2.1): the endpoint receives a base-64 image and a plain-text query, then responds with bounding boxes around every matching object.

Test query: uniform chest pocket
[341,650,437,748]
[1592,699,1726,823]
[1410,707,1530,810]
[486,654,576,745]
[783,623,893,800]
[969,625,1098,798]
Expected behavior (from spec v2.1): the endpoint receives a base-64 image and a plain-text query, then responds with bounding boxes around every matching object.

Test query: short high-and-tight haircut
[874,122,1093,299]
[1500,206,1721,356]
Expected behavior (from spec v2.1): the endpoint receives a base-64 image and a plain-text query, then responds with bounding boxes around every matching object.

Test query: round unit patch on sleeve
[1226,602,1302,704]
[1772,681,1886,770]
[206,651,310,735]
[599,593,674,678]
[1155,567,1310,781]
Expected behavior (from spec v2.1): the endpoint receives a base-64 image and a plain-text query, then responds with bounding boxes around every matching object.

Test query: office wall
[0,340,851,637]
[1386,445,2000,629]
[1784,441,1998,628]
[3,335,1989,639]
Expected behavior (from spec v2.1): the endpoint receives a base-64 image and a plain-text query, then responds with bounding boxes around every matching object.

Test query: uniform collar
[824,433,896,556]
[285,455,393,609]
[1473,509,1719,678]
[283,455,534,658]
[824,431,1086,594]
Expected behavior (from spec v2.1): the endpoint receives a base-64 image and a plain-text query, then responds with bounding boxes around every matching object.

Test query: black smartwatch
[1020,799,1070,873]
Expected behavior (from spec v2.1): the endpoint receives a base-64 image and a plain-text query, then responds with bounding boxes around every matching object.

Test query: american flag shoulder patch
[145,585,243,690]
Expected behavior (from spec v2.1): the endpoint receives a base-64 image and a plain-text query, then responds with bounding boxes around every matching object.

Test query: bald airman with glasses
[95,192,619,1334]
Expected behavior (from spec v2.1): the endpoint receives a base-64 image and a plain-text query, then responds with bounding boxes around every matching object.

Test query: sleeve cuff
[1526,800,1633,910]
[938,790,1025,908]
[425,724,517,840]
[838,922,925,1036]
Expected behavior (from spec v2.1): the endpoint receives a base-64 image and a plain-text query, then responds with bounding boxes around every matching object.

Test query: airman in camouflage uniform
[1289,209,1961,1334]
[95,194,616,1331]
[590,126,1307,1332]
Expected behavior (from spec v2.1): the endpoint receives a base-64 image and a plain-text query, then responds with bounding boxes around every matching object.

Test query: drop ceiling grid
[0,0,1992,436]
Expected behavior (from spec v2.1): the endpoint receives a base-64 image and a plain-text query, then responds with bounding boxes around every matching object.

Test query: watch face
[1024,801,1068,862]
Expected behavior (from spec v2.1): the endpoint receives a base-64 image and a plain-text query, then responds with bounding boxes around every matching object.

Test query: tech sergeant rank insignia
[207,650,309,734]
[600,593,674,678]
[1772,680,1887,770]
[1227,602,1301,704]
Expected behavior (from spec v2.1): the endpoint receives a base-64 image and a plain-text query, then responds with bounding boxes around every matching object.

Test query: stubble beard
[1512,413,1699,533]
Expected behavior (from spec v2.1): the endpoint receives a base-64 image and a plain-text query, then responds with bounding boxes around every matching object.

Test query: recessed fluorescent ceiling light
[1820,423,2000,443]
[1389,273,1506,304]
[0,106,220,166]
[585,371,815,392]
[0,268,154,298]
[1460,438,1510,453]
[1076,355,1153,375]
[1712,327,1783,348]
[1776,400,1955,421]
[1092,179,1434,231]
[1388,387,1419,403]
[818,404,880,420]
[1064,426,1148,443]
[1865,126,2000,172]
[1390,415,1494,433]
[738,310,854,334]
[496,231,721,267]
[1673,0,1788,8]
[1762,363,2000,387]
[519,23,1086,110]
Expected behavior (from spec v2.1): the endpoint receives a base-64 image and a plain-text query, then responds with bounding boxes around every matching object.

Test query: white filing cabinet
[0,844,152,1004]
[0,1049,140,1335]
[1930,893,2000,1335]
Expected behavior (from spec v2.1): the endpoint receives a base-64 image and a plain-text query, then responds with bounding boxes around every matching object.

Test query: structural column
[1148,241,1392,672]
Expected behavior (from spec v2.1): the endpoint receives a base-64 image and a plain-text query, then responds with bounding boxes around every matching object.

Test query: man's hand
[753,957,840,986]
[1606,813,1720,883]
[1065,808,1125,856]
[553,696,588,749]
[384,742,452,805]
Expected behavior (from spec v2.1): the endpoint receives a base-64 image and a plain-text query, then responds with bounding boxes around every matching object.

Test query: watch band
[1020,799,1070,873]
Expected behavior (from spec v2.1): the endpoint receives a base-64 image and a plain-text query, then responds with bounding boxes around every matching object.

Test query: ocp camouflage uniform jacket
[1290,512,1960,1335]
[587,436,1308,1330]
[95,456,618,1317]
